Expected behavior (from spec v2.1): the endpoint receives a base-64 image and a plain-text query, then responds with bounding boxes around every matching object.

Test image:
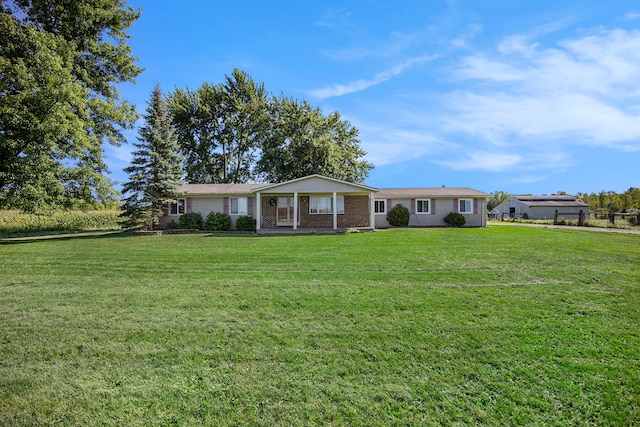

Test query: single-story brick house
[161,174,488,232]
[493,195,590,220]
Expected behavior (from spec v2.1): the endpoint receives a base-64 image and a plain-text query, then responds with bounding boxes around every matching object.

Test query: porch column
[293,192,298,230]
[333,192,337,230]
[256,192,261,230]
[370,191,375,229]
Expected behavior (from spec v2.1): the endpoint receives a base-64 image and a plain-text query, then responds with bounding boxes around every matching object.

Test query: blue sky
[109,0,640,195]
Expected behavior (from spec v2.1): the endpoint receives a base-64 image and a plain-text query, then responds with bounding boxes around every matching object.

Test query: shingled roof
[178,183,269,195]
[377,187,488,198]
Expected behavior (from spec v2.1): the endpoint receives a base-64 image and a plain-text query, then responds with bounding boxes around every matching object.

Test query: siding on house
[376,187,488,228]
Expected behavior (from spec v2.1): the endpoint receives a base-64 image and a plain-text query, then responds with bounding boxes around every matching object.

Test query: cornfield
[0,210,122,234]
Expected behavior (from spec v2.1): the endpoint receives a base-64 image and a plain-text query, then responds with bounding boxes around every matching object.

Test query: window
[310,196,344,214]
[459,198,473,214]
[374,200,386,214]
[169,198,186,216]
[230,197,247,215]
[416,199,430,214]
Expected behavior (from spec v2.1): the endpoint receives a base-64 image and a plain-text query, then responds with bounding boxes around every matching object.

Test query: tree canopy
[0,0,141,212]
[168,69,373,185]
[168,69,269,184]
[257,96,372,183]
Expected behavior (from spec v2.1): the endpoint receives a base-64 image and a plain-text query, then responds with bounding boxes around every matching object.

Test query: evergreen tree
[121,84,183,230]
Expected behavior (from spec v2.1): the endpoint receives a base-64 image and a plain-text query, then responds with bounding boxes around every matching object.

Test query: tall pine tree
[121,84,183,230]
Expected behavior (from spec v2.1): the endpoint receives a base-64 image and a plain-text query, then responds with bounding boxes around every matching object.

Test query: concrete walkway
[488,221,640,235]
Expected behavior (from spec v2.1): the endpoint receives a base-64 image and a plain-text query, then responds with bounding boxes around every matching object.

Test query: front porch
[252,175,378,232]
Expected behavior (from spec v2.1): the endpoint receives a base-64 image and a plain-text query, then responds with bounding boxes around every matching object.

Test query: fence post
[609,213,615,224]
[578,210,584,226]
[554,210,558,225]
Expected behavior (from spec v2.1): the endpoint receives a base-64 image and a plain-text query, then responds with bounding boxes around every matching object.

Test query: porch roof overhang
[251,174,378,194]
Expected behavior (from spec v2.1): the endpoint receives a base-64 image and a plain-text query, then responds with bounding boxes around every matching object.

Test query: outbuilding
[493,195,589,220]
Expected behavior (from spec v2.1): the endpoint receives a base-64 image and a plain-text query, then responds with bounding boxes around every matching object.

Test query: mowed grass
[0,227,638,426]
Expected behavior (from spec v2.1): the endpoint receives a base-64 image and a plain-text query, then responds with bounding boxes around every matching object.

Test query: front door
[277,197,296,226]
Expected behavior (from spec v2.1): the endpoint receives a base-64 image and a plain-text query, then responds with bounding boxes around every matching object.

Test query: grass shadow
[0,230,131,244]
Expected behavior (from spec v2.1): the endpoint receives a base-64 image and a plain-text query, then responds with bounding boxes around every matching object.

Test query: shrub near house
[387,204,410,227]
[444,212,466,227]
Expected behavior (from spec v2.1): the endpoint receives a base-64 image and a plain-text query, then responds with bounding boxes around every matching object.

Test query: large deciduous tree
[120,84,183,230]
[168,69,373,185]
[0,0,141,212]
[168,69,268,184]
[257,96,373,183]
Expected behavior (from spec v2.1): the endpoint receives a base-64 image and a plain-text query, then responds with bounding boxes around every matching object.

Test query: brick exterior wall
[261,197,278,229]
[259,195,370,229]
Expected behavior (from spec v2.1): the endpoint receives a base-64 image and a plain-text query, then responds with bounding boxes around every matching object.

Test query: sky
[108,0,640,195]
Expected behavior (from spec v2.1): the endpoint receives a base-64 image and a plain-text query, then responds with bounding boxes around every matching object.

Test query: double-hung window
[230,197,247,215]
[458,198,473,214]
[416,199,430,214]
[310,196,344,214]
[374,200,386,214]
[169,198,186,216]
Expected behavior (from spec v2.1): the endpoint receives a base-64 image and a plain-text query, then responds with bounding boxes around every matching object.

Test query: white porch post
[333,192,337,230]
[370,191,375,230]
[256,192,261,230]
[293,192,298,230]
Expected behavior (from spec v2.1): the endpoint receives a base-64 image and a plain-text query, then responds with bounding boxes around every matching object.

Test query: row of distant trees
[487,189,640,213]
[575,189,640,213]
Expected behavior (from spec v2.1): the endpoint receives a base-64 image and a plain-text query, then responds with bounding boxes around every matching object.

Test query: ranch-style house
[161,174,488,232]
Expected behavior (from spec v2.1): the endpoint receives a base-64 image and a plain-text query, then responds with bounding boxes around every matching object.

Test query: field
[1,227,638,425]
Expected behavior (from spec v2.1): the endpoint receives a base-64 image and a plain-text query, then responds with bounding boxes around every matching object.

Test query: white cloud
[310,54,438,99]
[445,28,640,152]
[360,127,446,167]
[624,11,640,20]
[436,151,523,172]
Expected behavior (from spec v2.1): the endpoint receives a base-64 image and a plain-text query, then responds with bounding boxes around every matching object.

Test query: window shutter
[248,197,254,216]
[186,198,192,213]
[387,199,392,211]
[223,197,229,215]
[473,199,478,214]
[453,199,458,213]
[432,199,436,215]
[410,199,415,214]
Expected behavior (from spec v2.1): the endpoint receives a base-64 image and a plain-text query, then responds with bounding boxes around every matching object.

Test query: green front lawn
[1,228,638,425]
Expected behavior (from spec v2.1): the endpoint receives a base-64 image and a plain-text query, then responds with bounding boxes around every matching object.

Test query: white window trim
[169,198,186,216]
[310,196,344,215]
[459,198,473,214]
[416,199,431,214]
[230,197,248,215]
[374,199,386,214]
